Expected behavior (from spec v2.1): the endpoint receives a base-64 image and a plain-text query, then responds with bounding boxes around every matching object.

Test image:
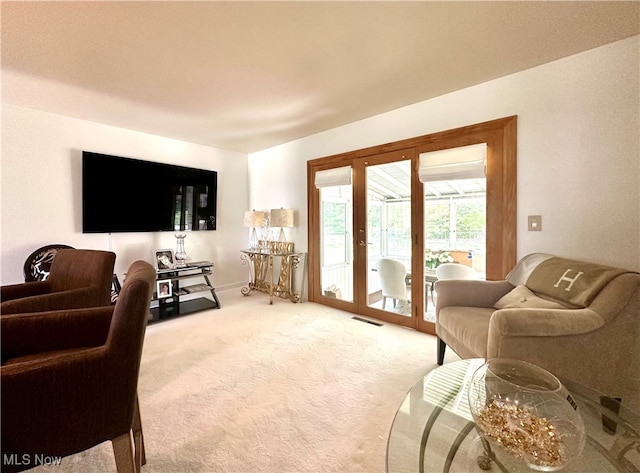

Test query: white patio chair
[376,258,409,310]
[435,263,479,281]
[432,263,479,306]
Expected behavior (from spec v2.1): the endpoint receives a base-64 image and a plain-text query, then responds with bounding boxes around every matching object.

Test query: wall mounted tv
[82,151,217,233]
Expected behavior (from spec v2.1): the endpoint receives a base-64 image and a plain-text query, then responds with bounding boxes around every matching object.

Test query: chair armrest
[488,308,605,337]
[0,285,104,314]
[435,280,514,311]
[1,306,113,362]
[1,347,136,444]
[0,281,50,303]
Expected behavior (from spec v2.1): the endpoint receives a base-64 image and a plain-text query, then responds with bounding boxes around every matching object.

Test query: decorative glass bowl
[468,359,585,471]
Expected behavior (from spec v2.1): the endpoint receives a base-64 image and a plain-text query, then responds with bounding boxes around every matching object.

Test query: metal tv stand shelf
[151,261,220,321]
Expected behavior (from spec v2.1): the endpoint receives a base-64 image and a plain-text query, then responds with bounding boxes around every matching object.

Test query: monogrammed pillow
[494,285,566,310]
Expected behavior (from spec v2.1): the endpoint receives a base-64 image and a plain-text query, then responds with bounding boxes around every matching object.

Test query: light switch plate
[528,215,542,231]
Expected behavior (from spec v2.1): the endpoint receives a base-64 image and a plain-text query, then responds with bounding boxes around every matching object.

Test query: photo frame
[153,249,175,271]
[156,279,173,299]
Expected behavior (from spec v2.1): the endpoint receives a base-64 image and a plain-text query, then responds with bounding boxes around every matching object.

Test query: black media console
[151,261,220,322]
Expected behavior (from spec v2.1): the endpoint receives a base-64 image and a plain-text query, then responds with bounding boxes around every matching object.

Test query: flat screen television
[82,151,217,233]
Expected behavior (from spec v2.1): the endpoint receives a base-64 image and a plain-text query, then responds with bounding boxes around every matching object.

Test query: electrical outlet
[528,215,542,231]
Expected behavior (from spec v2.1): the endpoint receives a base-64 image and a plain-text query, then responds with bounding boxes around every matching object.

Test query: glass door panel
[365,159,413,319]
[319,184,353,302]
[423,173,487,322]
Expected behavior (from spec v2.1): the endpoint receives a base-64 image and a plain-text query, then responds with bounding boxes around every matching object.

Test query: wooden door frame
[307,116,517,333]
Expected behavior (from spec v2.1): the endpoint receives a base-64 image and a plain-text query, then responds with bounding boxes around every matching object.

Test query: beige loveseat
[435,253,640,410]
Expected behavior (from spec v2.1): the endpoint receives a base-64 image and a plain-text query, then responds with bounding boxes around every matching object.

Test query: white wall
[2,36,638,288]
[1,105,249,287]
[249,36,640,272]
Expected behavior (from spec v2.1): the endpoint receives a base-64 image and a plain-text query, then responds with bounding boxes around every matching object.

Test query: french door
[311,148,425,330]
[307,116,517,335]
[355,149,419,328]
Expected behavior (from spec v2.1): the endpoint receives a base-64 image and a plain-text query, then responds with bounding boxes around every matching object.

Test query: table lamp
[243,210,265,249]
[270,208,294,242]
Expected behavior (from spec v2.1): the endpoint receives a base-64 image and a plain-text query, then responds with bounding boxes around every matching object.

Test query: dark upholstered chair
[1,249,116,315]
[1,260,155,473]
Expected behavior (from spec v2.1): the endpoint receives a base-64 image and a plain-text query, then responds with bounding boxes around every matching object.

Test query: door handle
[358,241,371,247]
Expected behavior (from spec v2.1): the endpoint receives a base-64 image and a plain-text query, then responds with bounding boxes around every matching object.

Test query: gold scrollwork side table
[240,241,301,304]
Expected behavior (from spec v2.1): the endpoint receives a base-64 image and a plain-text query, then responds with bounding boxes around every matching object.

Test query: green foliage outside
[425,198,485,244]
[323,201,346,234]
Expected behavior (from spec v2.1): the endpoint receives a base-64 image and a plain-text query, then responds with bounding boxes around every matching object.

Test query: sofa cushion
[506,253,554,286]
[438,306,494,359]
[494,285,566,310]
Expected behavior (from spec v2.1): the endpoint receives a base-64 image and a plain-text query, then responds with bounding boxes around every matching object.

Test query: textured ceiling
[2,1,638,154]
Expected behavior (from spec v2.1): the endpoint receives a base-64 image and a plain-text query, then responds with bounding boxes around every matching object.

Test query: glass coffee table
[387,359,640,473]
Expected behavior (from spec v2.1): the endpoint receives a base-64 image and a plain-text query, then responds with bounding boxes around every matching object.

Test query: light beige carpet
[30,289,458,473]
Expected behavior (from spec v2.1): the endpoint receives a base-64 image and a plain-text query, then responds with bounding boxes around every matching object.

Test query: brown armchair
[1,260,155,473]
[1,249,116,314]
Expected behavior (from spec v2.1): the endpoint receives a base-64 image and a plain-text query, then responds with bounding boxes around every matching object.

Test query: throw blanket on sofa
[526,257,630,307]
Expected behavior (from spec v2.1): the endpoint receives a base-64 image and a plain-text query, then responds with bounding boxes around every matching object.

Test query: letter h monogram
[554,269,584,292]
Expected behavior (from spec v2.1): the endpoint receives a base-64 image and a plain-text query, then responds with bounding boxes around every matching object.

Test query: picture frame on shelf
[154,249,175,270]
[156,279,172,298]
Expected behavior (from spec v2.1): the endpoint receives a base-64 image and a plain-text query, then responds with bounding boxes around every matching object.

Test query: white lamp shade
[243,210,266,228]
[270,208,294,228]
